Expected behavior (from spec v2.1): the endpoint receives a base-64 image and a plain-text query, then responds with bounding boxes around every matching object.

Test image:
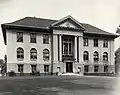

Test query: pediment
[52,15,85,30]
[58,20,79,28]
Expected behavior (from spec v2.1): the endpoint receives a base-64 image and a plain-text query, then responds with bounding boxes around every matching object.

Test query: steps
[60,73,83,76]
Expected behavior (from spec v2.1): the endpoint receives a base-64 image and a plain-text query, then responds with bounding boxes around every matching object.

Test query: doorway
[66,62,73,72]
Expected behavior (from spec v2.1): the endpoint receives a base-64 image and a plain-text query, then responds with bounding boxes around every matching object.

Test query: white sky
[0,0,120,59]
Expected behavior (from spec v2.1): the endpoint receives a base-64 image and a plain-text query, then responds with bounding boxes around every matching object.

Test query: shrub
[30,70,40,76]
[84,73,115,77]
[20,72,25,76]
[8,70,16,77]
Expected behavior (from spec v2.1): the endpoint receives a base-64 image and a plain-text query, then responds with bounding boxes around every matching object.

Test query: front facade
[1,15,118,75]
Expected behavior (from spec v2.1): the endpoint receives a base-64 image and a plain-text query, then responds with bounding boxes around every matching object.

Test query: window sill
[43,60,49,61]
[17,41,23,43]
[43,43,49,44]
[94,61,99,63]
[103,61,108,63]
[103,47,108,48]
[30,42,36,43]
[83,45,88,47]
[84,60,89,62]
[17,59,24,61]
[31,59,37,61]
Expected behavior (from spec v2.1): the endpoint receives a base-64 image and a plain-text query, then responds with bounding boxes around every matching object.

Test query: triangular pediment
[51,15,85,30]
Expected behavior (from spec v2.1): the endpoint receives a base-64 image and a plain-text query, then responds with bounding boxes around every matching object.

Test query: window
[103,39,108,47]
[17,47,24,60]
[94,65,99,72]
[31,65,37,72]
[17,32,23,42]
[94,51,99,62]
[62,37,73,55]
[44,65,49,72]
[43,49,49,61]
[103,52,108,61]
[84,65,89,72]
[43,34,49,44]
[18,64,24,72]
[94,39,98,47]
[30,33,36,43]
[30,48,37,60]
[83,51,89,61]
[104,65,108,72]
[64,43,68,54]
[83,38,88,46]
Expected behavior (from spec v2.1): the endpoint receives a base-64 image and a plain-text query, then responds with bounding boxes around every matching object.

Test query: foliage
[0,59,6,75]
[116,25,120,34]
[30,70,40,76]
[84,73,115,77]
[115,47,120,74]
[8,70,16,77]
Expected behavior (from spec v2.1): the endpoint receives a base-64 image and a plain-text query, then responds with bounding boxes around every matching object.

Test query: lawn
[0,76,118,95]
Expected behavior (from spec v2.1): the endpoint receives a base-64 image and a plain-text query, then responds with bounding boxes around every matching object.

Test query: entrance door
[66,62,73,72]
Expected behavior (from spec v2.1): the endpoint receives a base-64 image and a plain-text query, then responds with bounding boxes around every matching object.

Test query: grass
[0,76,117,95]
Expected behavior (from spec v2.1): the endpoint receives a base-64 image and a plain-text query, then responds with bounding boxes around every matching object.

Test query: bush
[30,70,40,76]
[8,70,16,77]
[84,73,115,77]
[20,72,25,76]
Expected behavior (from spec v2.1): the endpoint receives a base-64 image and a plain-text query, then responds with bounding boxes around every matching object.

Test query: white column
[53,35,58,62]
[74,36,77,62]
[78,36,83,62]
[59,35,62,62]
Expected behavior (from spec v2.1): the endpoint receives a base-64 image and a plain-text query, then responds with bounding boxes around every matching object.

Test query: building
[1,15,118,75]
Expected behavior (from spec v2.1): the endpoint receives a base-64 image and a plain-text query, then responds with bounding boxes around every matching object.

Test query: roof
[1,16,119,45]
[81,23,117,36]
[5,17,57,29]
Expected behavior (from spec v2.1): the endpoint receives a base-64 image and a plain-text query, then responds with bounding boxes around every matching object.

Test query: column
[59,35,62,62]
[74,36,77,62]
[79,36,83,62]
[53,34,58,62]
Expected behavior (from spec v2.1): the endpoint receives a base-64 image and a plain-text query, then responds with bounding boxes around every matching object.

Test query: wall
[6,29,52,73]
[6,28,115,73]
[82,37,115,65]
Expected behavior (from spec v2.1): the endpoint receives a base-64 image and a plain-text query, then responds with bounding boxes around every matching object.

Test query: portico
[53,32,83,74]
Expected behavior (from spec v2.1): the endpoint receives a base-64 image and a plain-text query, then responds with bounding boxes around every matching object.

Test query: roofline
[1,24,6,45]
[4,23,51,30]
[83,32,119,38]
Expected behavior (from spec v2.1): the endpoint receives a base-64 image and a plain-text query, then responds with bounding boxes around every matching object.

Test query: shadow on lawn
[0,77,115,95]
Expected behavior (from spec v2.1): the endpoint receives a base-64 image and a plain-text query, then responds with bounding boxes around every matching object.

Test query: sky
[0,0,120,59]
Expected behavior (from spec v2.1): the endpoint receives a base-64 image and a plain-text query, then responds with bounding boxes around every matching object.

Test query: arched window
[83,51,89,61]
[43,49,49,61]
[94,51,99,61]
[17,47,24,60]
[30,48,37,60]
[103,52,108,61]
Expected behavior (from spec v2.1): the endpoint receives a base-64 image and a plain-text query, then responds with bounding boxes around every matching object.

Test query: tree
[0,59,4,66]
[3,55,7,74]
[0,59,4,74]
[115,25,120,75]
[116,25,120,34]
[115,47,120,74]
[0,55,7,75]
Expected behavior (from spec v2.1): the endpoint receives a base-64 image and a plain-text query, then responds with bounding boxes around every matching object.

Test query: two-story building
[1,15,118,75]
